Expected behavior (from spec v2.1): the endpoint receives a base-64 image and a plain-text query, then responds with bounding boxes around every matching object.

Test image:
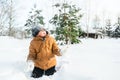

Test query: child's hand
[60,45,69,56]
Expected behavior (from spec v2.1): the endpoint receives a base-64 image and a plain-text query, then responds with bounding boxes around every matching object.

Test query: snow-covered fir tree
[105,19,112,37]
[49,2,83,44]
[24,4,45,37]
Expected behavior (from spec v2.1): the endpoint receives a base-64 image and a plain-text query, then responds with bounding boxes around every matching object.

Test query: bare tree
[0,0,8,36]
[93,15,101,38]
[0,0,16,37]
[7,0,15,36]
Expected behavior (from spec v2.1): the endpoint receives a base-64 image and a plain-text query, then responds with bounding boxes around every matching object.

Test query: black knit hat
[32,26,47,37]
[32,26,40,37]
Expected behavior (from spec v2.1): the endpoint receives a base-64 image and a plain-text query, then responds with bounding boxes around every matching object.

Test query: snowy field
[0,36,120,80]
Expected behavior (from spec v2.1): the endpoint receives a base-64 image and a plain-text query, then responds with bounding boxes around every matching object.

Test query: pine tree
[105,19,112,37]
[24,4,45,37]
[49,3,82,44]
[113,17,120,38]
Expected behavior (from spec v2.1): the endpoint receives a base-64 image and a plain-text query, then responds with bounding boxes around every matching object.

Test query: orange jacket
[27,34,61,70]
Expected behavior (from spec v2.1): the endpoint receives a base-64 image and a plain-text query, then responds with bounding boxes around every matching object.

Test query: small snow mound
[10,72,28,80]
[0,68,28,80]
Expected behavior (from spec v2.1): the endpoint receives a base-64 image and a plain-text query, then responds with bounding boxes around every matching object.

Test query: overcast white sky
[15,0,120,30]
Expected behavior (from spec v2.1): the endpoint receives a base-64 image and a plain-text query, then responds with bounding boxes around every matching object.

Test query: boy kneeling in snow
[27,26,66,78]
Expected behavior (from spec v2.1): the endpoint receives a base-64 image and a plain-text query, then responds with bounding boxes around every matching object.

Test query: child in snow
[27,26,64,78]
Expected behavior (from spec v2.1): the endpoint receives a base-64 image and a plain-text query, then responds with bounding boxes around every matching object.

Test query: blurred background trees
[0,0,120,40]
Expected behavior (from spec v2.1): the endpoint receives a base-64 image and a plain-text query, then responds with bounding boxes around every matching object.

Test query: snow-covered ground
[0,36,120,80]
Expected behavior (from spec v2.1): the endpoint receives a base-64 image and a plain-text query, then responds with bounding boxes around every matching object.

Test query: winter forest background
[0,0,120,43]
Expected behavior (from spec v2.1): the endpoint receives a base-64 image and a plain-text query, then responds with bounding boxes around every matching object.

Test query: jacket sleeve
[27,41,37,61]
[52,37,61,56]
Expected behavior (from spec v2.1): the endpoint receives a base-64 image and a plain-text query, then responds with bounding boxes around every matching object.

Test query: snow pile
[0,36,120,80]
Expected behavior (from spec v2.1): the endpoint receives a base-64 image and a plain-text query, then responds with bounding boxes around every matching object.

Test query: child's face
[37,30,46,37]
